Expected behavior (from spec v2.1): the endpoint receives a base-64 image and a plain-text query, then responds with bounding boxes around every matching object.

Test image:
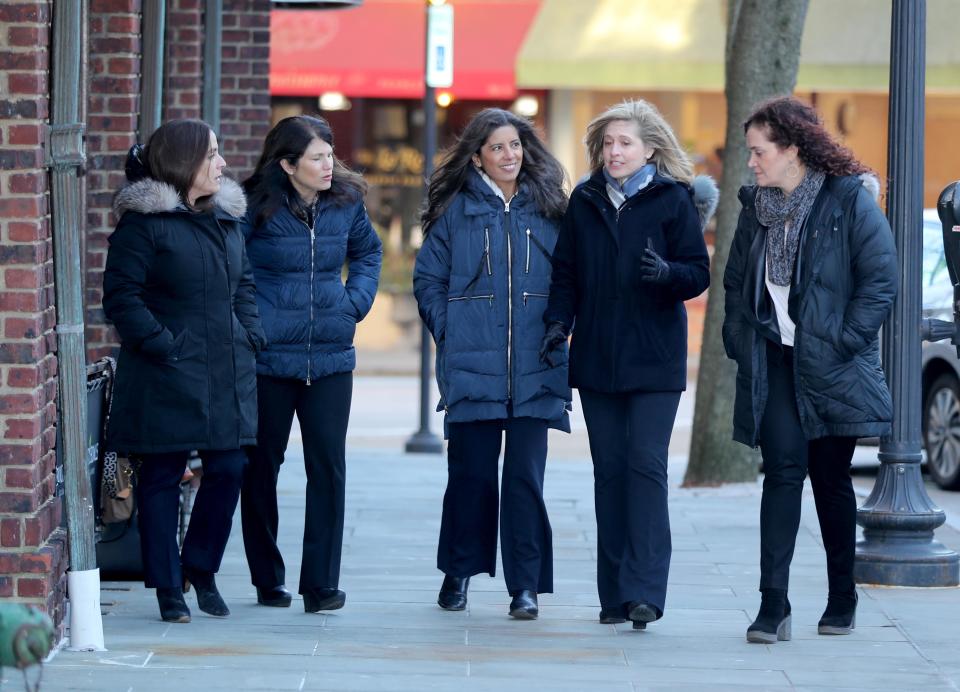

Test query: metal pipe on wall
[49,0,105,650]
[203,0,223,133]
[140,0,166,139]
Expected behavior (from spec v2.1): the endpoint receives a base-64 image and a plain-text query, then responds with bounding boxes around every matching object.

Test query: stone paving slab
[33,377,960,691]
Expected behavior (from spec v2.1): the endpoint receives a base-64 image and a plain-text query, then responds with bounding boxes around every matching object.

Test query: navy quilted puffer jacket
[244,193,382,382]
[413,171,571,430]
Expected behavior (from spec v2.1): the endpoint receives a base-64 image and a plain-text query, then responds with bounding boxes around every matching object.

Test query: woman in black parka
[104,119,266,623]
[542,99,715,630]
[723,97,897,644]
[241,116,382,614]
[414,108,570,619]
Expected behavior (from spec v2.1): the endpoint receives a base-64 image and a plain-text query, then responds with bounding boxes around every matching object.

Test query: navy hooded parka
[413,170,571,430]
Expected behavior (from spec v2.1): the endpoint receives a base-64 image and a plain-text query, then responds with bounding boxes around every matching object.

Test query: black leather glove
[538,322,568,366]
[640,238,670,284]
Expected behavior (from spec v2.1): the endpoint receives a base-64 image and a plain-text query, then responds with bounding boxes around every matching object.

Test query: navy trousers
[758,340,858,596]
[135,448,246,589]
[241,372,352,593]
[438,416,553,594]
[579,389,681,614]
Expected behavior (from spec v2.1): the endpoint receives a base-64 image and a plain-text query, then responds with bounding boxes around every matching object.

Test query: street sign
[426,4,453,88]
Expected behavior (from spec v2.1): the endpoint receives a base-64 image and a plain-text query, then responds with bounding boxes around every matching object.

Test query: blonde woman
[542,99,716,629]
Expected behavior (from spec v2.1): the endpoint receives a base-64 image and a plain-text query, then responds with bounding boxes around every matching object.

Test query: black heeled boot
[437,575,469,611]
[156,587,191,623]
[183,565,230,617]
[303,587,346,613]
[256,585,293,608]
[625,601,662,630]
[599,605,627,624]
[746,588,791,643]
[818,591,857,635]
[508,590,538,620]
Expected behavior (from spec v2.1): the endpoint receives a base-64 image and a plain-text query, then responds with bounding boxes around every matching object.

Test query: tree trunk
[683,0,809,486]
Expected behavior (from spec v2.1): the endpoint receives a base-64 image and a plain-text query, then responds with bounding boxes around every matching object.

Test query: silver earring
[786,162,800,179]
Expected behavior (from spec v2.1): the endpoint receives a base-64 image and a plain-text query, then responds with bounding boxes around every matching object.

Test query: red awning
[270,0,541,100]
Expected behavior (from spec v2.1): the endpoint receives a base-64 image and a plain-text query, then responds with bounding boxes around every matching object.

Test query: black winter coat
[103,178,266,454]
[544,170,711,393]
[722,175,898,446]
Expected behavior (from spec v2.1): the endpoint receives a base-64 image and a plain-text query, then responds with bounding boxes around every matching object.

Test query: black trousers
[758,339,858,596]
[579,389,681,614]
[135,448,246,589]
[438,416,553,594]
[241,372,352,593]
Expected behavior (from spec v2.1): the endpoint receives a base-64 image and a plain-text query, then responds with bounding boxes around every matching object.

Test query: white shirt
[765,271,795,347]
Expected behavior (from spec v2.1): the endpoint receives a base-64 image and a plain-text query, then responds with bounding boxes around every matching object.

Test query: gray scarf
[755,169,826,286]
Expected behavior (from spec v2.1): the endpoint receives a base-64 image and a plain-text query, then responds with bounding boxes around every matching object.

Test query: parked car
[921,208,960,490]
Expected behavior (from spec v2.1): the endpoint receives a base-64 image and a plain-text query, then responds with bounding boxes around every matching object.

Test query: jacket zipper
[504,199,513,400]
[296,216,317,385]
[308,221,315,385]
[484,227,492,275]
[448,294,494,306]
[525,228,530,273]
[522,291,549,305]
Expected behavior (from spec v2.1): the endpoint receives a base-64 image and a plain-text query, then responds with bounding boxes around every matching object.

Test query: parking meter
[924,181,960,355]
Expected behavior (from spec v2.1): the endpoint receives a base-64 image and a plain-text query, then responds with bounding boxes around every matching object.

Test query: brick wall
[0,0,69,628]
[85,0,142,359]
[0,0,272,631]
[220,0,271,181]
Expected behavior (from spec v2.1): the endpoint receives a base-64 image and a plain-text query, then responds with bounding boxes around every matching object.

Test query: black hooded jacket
[543,170,714,393]
[722,174,898,446]
[103,177,266,454]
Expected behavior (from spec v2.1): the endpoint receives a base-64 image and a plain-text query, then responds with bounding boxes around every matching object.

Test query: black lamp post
[854,0,959,586]
[405,0,446,454]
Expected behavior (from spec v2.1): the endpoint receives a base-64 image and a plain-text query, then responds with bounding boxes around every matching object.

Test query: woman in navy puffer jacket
[241,116,382,614]
[414,108,570,619]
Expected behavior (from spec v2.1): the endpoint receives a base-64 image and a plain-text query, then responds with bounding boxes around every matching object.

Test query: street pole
[405,0,445,454]
[854,0,959,586]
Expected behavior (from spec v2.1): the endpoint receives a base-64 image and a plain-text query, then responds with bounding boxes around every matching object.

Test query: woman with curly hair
[414,108,570,619]
[723,96,897,643]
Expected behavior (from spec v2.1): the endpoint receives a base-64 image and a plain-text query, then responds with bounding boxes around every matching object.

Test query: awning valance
[516,0,960,93]
[270,0,541,99]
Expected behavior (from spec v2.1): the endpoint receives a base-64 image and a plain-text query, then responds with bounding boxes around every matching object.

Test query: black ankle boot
[818,591,857,635]
[746,588,791,643]
[437,575,469,611]
[303,587,346,613]
[625,601,662,630]
[183,566,229,617]
[508,590,538,620]
[156,587,191,623]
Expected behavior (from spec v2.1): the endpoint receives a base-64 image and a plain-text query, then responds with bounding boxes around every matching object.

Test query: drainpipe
[202,0,223,133]
[48,0,105,651]
[139,0,166,139]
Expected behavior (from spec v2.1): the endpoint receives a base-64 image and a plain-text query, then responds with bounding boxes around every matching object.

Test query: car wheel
[923,373,960,490]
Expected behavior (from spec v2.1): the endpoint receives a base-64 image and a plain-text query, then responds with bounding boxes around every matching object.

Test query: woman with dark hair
[413,108,570,619]
[541,99,715,631]
[723,96,897,643]
[241,115,382,613]
[103,119,266,623]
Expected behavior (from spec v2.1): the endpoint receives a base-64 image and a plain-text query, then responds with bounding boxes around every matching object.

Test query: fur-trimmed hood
[691,174,719,229]
[112,177,247,220]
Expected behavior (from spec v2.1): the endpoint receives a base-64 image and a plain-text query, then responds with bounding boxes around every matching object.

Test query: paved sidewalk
[35,377,960,691]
